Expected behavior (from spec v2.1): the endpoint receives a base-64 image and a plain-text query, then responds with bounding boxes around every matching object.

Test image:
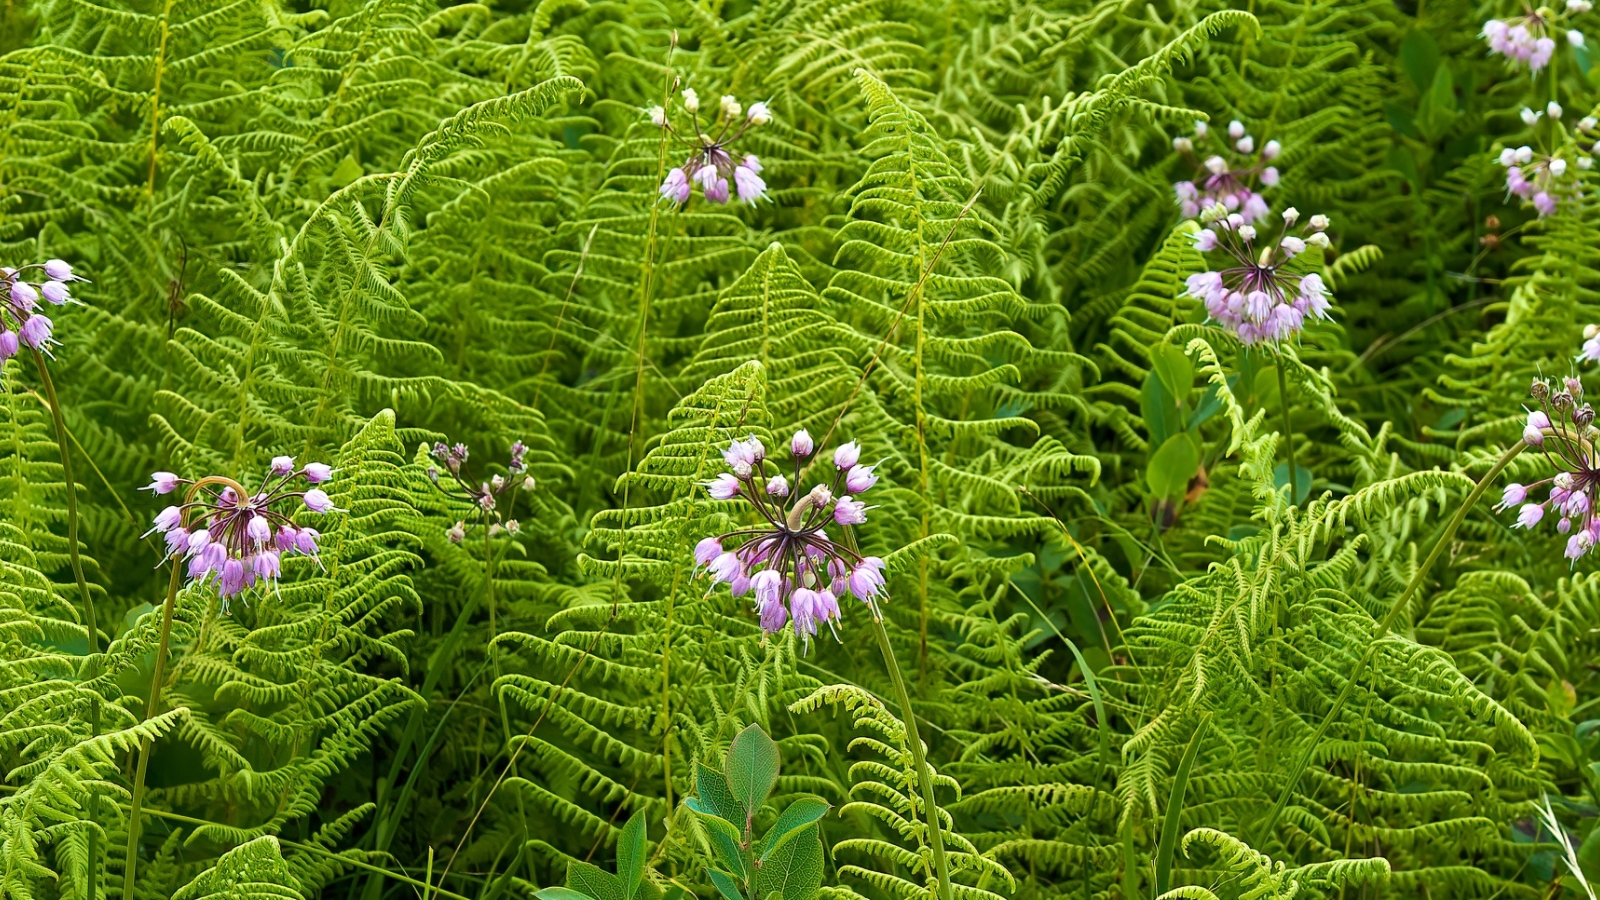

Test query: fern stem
[122,560,184,900]
[1253,440,1525,844]
[1276,358,1297,504]
[33,351,102,900]
[868,603,953,900]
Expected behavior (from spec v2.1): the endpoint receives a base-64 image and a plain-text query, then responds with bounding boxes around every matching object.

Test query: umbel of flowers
[0,258,83,359]
[427,439,535,542]
[694,430,887,651]
[1500,375,1600,560]
[1496,103,1596,217]
[142,457,335,611]
[1172,119,1282,222]
[1183,205,1333,345]
[650,89,771,205]
[1483,0,1591,73]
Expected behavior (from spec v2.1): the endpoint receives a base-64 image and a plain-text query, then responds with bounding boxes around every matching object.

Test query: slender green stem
[32,350,101,896]
[868,605,953,900]
[1276,358,1298,505]
[122,561,184,900]
[1253,440,1525,842]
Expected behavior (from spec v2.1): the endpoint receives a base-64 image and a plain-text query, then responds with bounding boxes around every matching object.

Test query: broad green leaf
[617,810,648,900]
[696,807,749,879]
[1399,29,1439,91]
[1141,371,1183,448]
[759,798,830,863]
[1147,434,1200,501]
[695,760,745,825]
[569,862,624,900]
[708,869,745,900]
[726,723,780,826]
[754,824,822,900]
[540,889,599,900]
[1150,342,1194,404]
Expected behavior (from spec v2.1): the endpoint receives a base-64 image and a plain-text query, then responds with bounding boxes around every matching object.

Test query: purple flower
[834,441,861,470]
[144,472,182,495]
[1501,483,1528,508]
[296,527,320,556]
[163,527,189,557]
[747,102,771,125]
[707,473,741,500]
[219,558,247,598]
[253,550,281,580]
[834,496,869,525]
[693,432,883,649]
[0,331,16,361]
[1570,533,1593,560]
[9,281,36,312]
[1185,206,1333,345]
[153,506,182,532]
[44,259,78,282]
[270,456,295,476]
[187,528,212,556]
[695,536,723,568]
[847,557,886,600]
[302,489,335,512]
[303,462,332,483]
[19,315,51,349]
[660,167,691,204]
[1517,503,1545,528]
[247,514,272,545]
[845,464,878,494]
[734,162,766,203]
[40,281,69,305]
[1171,119,1281,222]
[708,551,743,584]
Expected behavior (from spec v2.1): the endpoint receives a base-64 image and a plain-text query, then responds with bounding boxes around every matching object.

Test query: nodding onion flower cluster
[1500,376,1600,562]
[1172,119,1282,223]
[141,458,336,612]
[1497,103,1596,217]
[650,89,771,205]
[1,259,82,360]
[694,430,887,652]
[427,440,535,544]
[1483,2,1590,73]
[1183,205,1333,346]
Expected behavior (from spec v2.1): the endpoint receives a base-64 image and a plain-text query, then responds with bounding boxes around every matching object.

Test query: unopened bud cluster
[428,439,534,542]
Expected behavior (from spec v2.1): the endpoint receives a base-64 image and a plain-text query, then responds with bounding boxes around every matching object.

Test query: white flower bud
[1581,156,1594,169]
[1262,139,1281,160]
[1173,136,1193,153]
[1571,0,1593,12]
[1228,119,1245,139]
[649,106,666,126]
[1516,145,1536,164]
[1204,155,1227,174]
[1499,147,1518,166]
[1550,100,1565,119]
[1282,206,1300,224]
[1552,157,1570,176]
[1236,135,1254,153]
[1570,29,1586,47]
[1309,213,1330,230]
[1305,231,1331,248]
[1583,116,1598,131]
[682,88,699,113]
[1238,225,1257,241]
[1194,120,1209,137]
[720,95,741,119]
[1522,106,1542,125]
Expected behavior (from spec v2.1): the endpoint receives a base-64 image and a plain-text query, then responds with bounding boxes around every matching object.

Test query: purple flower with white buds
[143,459,334,612]
[1184,203,1334,346]
[651,89,773,205]
[694,431,891,651]
[1484,16,1560,71]
[1501,376,1600,562]
[1171,119,1281,221]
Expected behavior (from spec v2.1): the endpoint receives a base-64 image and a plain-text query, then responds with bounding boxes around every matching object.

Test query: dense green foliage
[6,0,1600,897]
